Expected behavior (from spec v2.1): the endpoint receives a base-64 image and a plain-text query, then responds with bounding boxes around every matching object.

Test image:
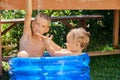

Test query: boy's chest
[27,39,45,50]
[25,39,45,57]
[20,37,45,57]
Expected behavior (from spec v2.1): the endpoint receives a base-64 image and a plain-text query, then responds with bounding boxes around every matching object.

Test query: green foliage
[1,10,25,19]
[49,23,69,48]
[2,61,10,71]
[82,10,114,51]
[1,10,25,56]
[1,10,115,56]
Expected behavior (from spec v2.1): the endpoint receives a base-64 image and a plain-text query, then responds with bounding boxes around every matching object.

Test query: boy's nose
[38,26,41,29]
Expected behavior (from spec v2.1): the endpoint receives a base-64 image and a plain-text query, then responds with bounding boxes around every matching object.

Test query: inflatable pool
[9,53,90,80]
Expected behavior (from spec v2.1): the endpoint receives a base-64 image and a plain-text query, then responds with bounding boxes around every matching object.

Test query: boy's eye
[37,23,40,25]
[35,22,40,25]
[42,26,45,28]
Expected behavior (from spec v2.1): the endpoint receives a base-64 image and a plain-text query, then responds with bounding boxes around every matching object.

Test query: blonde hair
[67,28,90,50]
[35,13,51,22]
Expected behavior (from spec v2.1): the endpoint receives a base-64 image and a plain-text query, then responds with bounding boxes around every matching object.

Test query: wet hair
[35,13,51,21]
[67,28,90,50]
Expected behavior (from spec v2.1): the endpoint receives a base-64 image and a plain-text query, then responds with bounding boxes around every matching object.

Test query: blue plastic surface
[9,53,90,80]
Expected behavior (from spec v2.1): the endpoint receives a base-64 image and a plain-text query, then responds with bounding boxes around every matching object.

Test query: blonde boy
[43,28,90,56]
[18,0,51,57]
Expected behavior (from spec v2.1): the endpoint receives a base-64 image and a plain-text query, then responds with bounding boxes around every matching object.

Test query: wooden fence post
[0,13,2,76]
[113,10,120,48]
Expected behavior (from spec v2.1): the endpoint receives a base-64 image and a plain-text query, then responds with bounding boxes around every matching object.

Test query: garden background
[1,10,120,80]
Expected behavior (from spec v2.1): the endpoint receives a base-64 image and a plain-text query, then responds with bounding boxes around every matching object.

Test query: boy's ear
[45,28,49,33]
[76,42,80,47]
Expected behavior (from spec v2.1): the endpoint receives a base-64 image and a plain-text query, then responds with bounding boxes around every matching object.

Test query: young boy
[43,28,90,56]
[18,0,51,57]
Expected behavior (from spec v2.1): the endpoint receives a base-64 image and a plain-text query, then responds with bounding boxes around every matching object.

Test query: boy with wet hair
[18,0,52,57]
[43,28,90,56]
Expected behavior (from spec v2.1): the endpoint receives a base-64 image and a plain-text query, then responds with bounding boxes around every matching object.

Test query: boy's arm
[44,39,56,56]
[23,0,32,36]
[43,36,72,56]
[46,35,62,51]
[49,39,62,51]
[44,39,71,56]
[41,35,60,56]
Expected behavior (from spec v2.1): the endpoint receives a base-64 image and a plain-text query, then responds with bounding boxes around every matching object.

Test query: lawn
[90,54,120,80]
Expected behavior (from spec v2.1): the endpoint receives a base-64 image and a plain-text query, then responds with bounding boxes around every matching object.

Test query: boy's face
[32,17,50,35]
[66,35,79,52]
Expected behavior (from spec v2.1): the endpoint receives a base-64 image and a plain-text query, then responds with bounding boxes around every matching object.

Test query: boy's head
[32,13,51,35]
[66,28,90,51]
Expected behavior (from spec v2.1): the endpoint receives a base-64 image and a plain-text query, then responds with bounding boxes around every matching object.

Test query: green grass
[1,70,9,80]
[90,54,120,80]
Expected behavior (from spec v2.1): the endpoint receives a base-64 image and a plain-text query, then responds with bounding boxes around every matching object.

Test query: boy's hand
[46,34,53,40]
[38,34,53,42]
